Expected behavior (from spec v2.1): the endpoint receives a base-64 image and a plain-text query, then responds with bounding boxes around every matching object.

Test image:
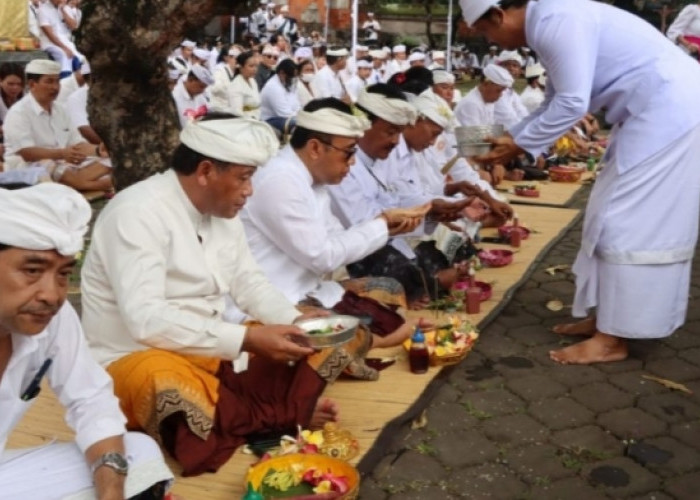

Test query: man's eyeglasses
[317,138,357,161]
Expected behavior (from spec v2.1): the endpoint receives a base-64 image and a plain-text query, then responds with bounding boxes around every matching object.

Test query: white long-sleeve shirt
[171,80,208,128]
[667,4,700,42]
[81,169,301,367]
[1,303,126,456]
[229,74,261,119]
[241,146,389,306]
[493,88,529,129]
[208,64,237,112]
[520,85,545,114]
[311,65,345,99]
[454,87,494,126]
[260,75,301,120]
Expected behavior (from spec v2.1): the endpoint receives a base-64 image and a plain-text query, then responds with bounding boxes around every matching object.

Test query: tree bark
[78,0,233,190]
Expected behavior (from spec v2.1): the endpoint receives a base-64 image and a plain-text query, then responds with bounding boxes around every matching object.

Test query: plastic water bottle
[409,328,430,374]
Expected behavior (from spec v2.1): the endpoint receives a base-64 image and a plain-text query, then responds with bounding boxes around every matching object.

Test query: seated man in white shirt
[344,57,372,102]
[171,65,213,128]
[0,184,173,499]
[81,116,344,476]
[2,60,112,192]
[241,98,430,343]
[312,48,350,101]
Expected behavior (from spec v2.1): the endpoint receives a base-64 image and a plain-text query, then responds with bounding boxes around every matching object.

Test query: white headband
[296,107,370,138]
[356,89,417,126]
[180,118,279,166]
[0,184,91,256]
[412,89,454,130]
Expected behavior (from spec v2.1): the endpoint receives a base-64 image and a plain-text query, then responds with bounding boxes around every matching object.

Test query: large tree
[79,0,247,190]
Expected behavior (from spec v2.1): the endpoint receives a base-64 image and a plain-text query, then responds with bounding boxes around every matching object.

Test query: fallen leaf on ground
[642,375,693,394]
[411,410,428,430]
[545,264,570,276]
[546,300,564,312]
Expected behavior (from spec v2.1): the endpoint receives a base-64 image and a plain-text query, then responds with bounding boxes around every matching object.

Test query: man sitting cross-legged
[239,98,431,353]
[2,60,112,192]
[81,116,345,477]
[0,184,173,499]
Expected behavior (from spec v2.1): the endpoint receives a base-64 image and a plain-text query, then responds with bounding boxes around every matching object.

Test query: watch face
[109,452,129,469]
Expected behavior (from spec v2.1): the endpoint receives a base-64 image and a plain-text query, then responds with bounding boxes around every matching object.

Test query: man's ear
[195,159,215,186]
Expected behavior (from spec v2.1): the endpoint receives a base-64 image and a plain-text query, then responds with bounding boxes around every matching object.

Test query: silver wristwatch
[90,451,129,476]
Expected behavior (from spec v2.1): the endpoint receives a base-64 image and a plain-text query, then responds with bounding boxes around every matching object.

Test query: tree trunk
[78,0,232,190]
[423,1,435,48]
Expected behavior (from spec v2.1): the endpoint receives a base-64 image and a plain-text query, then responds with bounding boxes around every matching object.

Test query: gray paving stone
[449,463,527,499]
[665,328,700,350]
[627,341,678,362]
[597,408,667,440]
[389,484,457,499]
[474,333,527,359]
[528,397,596,430]
[539,280,576,298]
[358,478,389,500]
[670,421,700,452]
[515,287,555,305]
[425,402,478,434]
[431,429,500,468]
[595,357,645,374]
[628,436,700,478]
[482,413,550,446]
[583,456,660,497]
[570,381,636,413]
[551,425,625,456]
[506,324,558,347]
[492,309,541,328]
[609,370,670,396]
[506,444,575,484]
[528,476,608,500]
[381,450,447,485]
[432,383,461,404]
[664,471,700,500]
[628,493,674,500]
[548,365,606,387]
[637,392,700,424]
[458,388,526,417]
[678,346,700,367]
[507,374,569,401]
[646,357,700,382]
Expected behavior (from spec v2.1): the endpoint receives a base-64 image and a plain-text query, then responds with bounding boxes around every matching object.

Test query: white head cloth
[525,63,545,79]
[180,118,279,166]
[408,52,425,63]
[327,48,349,57]
[432,51,446,61]
[168,69,182,80]
[25,59,61,75]
[190,65,214,85]
[0,184,91,256]
[356,59,373,69]
[294,47,313,60]
[412,89,454,130]
[296,107,370,138]
[357,88,417,126]
[432,69,455,85]
[281,5,289,12]
[193,48,210,61]
[538,75,547,87]
[356,45,369,52]
[181,39,196,48]
[370,50,386,60]
[497,50,524,65]
[459,0,498,27]
[228,47,242,57]
[262,45,280,56]
[483,64,513,87]
[392,44,406,54]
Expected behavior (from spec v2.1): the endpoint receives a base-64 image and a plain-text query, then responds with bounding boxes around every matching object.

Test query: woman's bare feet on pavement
[552,317,597,336]
[549,331,628,365]
[310,398,339,429]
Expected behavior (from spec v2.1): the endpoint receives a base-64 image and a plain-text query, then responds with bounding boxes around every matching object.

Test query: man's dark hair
[355,83,407,122]
[0,243,9,252]
[171,112,241,175]
[25,73,43,83]
[289,98,352,149]
[276,59,297,92]
[478,0,530,24]
[326,54,341,66]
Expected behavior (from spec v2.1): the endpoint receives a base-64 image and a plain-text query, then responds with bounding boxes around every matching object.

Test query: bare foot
[552,317,597,336]
[549,332,628,365]
[309,398,339,429]
[373,318,434,348]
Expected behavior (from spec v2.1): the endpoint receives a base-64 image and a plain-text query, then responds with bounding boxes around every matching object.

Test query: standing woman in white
[462,0,700,364]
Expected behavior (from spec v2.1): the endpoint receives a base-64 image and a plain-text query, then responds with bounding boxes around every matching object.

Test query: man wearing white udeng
[0,184,173,499]
[462,0,700,364]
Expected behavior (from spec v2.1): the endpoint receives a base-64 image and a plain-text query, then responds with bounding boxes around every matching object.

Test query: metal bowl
[454,125,504,157]
[294,315,360,349]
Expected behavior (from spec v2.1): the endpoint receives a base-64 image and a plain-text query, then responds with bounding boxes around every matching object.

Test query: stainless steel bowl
[295,315,360,348]
[454,125,504,157]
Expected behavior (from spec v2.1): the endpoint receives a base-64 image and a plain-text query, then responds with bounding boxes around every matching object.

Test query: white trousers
[0,432,173,500]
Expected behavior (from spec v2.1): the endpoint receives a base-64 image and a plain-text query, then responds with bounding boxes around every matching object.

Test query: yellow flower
[301,429,325,447]
[313,480,332,494]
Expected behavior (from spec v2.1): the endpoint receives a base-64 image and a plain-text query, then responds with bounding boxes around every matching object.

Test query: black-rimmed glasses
[317,138,357,161]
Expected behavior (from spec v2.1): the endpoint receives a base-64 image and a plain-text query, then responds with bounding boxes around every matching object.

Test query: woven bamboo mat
[6,204,581,499]
[498,168,594,207]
